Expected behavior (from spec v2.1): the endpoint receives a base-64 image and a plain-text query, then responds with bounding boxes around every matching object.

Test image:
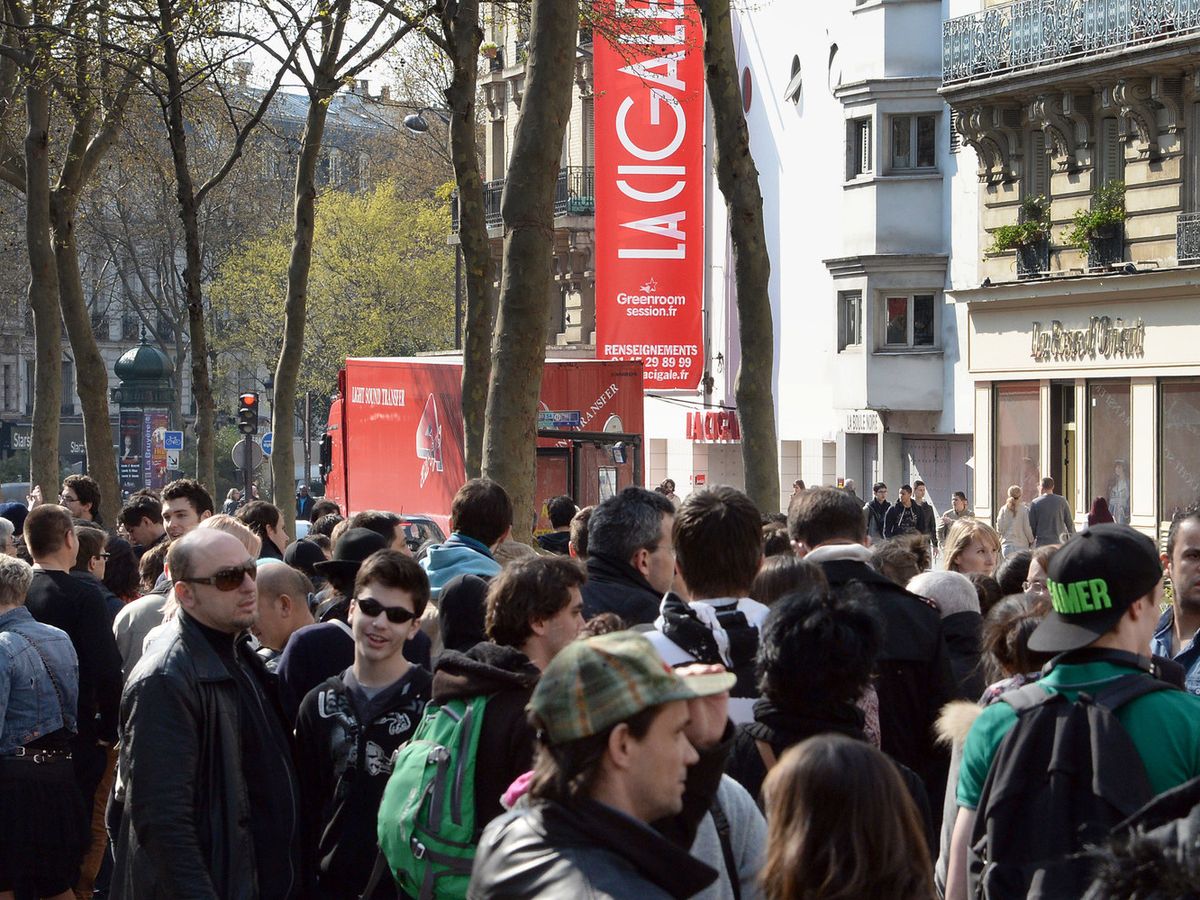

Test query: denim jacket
[1151,606,1200,695]
[0,606,79,753]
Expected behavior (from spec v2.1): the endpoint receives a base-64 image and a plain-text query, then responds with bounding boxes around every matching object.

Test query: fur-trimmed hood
[936,700,982,748]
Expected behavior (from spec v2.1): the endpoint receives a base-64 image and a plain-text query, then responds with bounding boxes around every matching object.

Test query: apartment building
[944,0,1200,537]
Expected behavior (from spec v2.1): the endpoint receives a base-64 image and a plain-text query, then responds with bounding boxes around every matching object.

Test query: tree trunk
[699,0,779,513]
[24,80,61,500]
[443,0,492,480]
[158,6,216,492]
[272,82,333,535]
[51,189,120,524]
[481,0,578,543]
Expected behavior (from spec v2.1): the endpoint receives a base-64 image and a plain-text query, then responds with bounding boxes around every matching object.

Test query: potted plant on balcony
[479,41,499,59]
[986,195,1051,277]
[1062,180,1126,270]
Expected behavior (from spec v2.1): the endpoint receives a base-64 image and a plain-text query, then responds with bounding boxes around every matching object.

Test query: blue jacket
[0,606,79,753]
[1151,606,1200,695]
[420,533,501,599]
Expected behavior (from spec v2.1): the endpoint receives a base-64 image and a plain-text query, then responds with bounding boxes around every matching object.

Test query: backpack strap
[1086,672,1178,711]
[710,797,741,900]
[359,847,390,899]
[755,739,778,771]
[998,681,1053,714]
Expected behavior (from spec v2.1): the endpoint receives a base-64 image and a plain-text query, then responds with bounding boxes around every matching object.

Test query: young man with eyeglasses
[112,528,305,899]
[293,549,432,900]
[60,474,102,526]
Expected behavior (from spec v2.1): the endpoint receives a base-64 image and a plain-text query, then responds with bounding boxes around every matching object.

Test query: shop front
[961,273,1200,540]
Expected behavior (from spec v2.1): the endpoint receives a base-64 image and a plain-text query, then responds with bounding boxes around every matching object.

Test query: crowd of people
[2,471,1199,899]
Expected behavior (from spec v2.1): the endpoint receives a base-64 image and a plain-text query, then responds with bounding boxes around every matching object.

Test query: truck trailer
[320,357,645,533]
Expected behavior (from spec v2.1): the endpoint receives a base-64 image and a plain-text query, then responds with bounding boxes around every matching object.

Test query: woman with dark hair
[1087,496,1115,527]
[234,500,288,559]
[102,536,140,603]
[761,734,935,900]
[726,586,934,850]
[749,555,827,606]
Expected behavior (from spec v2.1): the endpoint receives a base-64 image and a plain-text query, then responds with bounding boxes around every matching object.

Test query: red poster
[594,0,704,390]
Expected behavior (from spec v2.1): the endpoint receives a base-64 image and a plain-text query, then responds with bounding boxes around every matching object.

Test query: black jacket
[581,552,662,625]
[535,531,571,555]
[469,799,717,900]
[294,666,431,899]
[883,502,922,539]
[26,568,122,746]
[815,557,958,828]
[432,643,542,832]
[943,610,985,701]
[112,613,303,900]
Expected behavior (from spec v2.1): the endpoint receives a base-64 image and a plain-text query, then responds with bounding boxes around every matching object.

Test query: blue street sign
[261,432,273,456]
[537,410,582,429]
[163,430,184,451]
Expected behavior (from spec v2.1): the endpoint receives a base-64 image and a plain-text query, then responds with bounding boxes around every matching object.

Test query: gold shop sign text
[1030,316,1145,363]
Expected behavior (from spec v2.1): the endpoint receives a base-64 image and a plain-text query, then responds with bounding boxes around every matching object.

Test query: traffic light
[237,392,259,435]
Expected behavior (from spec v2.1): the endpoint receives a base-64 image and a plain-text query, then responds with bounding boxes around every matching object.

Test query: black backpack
[968,653,1180,900]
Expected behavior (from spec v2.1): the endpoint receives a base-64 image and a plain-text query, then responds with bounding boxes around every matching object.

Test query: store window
[995,383,1041,520]
[1087,381,1131,525]
[1161,380,1200,521]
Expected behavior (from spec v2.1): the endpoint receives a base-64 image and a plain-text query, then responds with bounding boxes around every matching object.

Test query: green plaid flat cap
[529,631,736,745]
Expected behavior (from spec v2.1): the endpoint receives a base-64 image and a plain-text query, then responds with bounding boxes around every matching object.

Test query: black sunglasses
[355,596,417,624]
[179,562,257,591]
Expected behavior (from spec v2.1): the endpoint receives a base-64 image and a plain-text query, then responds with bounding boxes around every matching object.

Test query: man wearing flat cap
[469,631,735,898]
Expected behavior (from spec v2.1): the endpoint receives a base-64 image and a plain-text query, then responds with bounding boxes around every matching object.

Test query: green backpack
[376,695,489,899]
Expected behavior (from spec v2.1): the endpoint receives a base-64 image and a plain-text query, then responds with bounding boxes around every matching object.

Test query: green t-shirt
[957,661,1200,810]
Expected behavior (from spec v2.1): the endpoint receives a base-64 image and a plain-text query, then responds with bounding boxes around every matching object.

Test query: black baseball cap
[1028,524,1163,653]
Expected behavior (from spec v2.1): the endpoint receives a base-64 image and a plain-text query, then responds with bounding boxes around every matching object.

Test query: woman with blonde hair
[942,518,1001,578]
[761,734,935,900]
[995,485,1034,558]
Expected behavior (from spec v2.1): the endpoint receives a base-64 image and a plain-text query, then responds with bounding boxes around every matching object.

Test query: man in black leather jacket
[468,632,736,899]
[112,529,304,900]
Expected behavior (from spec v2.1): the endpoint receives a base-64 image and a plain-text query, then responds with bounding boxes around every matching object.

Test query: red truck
[320,356,645,534]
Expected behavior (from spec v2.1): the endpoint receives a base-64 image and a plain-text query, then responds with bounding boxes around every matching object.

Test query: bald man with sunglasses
[293,549,432,899]
[112,528,305,899]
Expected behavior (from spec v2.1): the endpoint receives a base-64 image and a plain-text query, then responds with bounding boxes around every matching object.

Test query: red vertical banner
[594,0,705,390]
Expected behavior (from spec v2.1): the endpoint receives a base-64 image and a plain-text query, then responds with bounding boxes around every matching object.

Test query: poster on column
[142,410,170,490]
[594,0,704,390]
[119,410,143,496]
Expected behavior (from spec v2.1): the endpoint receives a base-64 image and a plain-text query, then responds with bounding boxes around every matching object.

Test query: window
[61,361,74,416]
[849,117,871,177]
[891,114,936,170]
[1026,130,1050,200]
[1161,379,1200,520]
[1088,381,1131,525]
[1098,117,1123,185]
[838,291,862,351]
[995,383,1042,515]
[882,294,936,348]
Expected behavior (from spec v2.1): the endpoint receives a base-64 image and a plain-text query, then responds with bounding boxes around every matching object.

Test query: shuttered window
[1027,130,1050,200]
[1098,117,1123,185]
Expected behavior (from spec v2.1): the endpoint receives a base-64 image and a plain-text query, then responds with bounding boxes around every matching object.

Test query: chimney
[357,78,370,96]
[380,85,391,101]
[232,60,252,88]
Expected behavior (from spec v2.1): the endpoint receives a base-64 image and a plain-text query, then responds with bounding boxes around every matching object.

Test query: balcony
[943,0,1200,87]
[451,166,595,233]
[1179,212,1200,262]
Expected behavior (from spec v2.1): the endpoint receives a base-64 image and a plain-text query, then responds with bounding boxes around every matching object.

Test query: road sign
[166,450,180,470]
[261,432,273,456]
[537,410,582,429]
[164,430,184,451]
[232,438,264,471]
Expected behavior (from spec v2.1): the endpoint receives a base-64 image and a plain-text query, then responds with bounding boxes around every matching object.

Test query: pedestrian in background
[995,485,1034,558]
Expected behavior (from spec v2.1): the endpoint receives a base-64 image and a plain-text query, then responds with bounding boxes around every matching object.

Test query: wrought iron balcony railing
[943,0,1200,86]
[1179,212,1200,262]
[451,166,595,232]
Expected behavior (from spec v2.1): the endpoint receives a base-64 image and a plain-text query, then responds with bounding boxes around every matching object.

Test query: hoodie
[421,533,502,599]
[432,642,542,831]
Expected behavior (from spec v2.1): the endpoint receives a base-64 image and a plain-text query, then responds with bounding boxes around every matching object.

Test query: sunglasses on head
[180,562,257,591]
[355,596,417,624]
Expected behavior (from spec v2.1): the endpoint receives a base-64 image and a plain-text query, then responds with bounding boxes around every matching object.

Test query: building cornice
[824,253,949,279]
[950,266,1200,306]
[836,76,943,105]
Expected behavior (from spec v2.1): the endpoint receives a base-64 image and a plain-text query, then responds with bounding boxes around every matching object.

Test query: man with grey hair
[251,560,315,670]
[112,529,303,898]
[581,486,676,625]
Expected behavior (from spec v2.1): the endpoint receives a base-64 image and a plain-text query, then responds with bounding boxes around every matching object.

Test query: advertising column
[594,0,705,390]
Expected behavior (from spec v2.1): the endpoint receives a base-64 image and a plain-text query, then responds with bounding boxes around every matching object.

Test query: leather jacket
[469,799,717,900]
[112,613,302,900]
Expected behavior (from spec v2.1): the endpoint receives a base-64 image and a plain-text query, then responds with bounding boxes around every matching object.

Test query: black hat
[313,527,387,579]
[284,538,326,578]
[1028,524,1163,654]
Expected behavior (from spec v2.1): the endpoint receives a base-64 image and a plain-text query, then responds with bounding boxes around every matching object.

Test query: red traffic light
[239,393,259,409]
